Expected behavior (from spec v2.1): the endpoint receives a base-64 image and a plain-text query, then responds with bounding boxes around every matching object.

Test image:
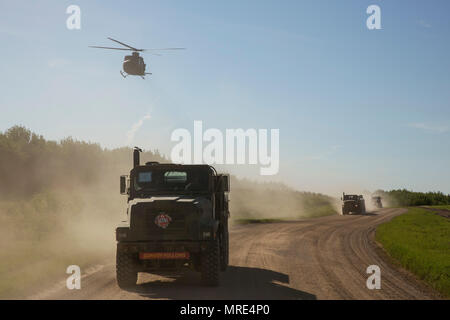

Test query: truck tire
[116,248,138,289]
[201,239,220,286]
[220,222,229,271]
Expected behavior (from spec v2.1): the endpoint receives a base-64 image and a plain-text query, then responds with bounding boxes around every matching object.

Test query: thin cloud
[408,122,448,133]
[418,20,431,28]
[127,114,151,144]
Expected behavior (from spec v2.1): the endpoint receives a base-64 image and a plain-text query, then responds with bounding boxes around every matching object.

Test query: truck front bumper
[117,240,213,254]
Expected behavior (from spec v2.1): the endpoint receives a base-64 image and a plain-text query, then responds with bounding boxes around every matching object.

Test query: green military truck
[341,193,366,215]
[115,148,230,288]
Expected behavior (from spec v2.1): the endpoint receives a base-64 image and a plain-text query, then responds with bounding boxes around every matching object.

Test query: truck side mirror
[221,175,230,192]
[216,174,230,192]
[213,175,230,192]
[120,175,127,195]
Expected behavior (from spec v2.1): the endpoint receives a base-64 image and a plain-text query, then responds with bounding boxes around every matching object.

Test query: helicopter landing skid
[120,71,152,79]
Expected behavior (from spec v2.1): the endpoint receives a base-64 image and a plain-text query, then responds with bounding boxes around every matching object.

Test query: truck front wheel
[116,247,138,289]
[201,239,220,286]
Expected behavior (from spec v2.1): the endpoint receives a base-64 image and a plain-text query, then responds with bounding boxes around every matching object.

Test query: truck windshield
[133,169,209,193]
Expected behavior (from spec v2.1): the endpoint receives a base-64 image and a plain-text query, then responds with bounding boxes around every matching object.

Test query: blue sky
[0,0,449,195]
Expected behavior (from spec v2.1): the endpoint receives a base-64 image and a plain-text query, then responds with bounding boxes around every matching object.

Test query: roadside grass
[429,205,450,210]
[375,208,450,297]
[302,203,338,218]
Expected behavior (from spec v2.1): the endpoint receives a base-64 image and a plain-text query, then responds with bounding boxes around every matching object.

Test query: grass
[429,205,450,210]
[376,207,450,297]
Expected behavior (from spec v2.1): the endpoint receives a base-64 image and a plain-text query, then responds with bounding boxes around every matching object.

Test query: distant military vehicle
[371,196,383,209]
[115,147,230,288]
[341,193,366,215]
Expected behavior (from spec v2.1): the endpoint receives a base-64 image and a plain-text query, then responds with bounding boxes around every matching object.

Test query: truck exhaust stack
[133,147,142,168]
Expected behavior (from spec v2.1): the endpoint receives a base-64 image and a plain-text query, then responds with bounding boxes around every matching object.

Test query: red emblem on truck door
[154,213,172,229]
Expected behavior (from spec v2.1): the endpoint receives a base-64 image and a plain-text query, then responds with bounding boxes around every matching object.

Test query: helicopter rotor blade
[107,37,141,51]
[89,46,162,56]
[89,46,134,51]
[142,48,186,51]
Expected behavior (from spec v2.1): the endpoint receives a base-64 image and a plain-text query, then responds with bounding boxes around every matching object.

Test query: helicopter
[89,37,185,79]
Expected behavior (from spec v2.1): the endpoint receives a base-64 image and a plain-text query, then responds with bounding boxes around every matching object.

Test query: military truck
[341,193,366,215]
[115,147,230,288]
[371,196,383,209]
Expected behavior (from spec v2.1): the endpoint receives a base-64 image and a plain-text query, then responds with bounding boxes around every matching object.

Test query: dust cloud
[0,126,339,298]
[0,175,126,298]
[229,177,337,221]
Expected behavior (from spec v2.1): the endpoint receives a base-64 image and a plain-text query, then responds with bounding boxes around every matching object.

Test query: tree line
[0,125,337,219]
[0,125,165,197]
[4,126,447,211]
[375,189,450,206]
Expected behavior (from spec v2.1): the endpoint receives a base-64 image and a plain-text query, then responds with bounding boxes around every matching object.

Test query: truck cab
[342,193,366,215]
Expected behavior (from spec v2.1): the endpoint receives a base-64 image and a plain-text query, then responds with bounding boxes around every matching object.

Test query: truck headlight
[202,231,211,239]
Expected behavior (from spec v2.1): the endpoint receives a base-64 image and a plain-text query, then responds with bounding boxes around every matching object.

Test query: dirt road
[31,208,438,300]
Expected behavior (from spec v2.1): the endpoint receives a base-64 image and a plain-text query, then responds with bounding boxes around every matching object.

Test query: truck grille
[129,201,199,240]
